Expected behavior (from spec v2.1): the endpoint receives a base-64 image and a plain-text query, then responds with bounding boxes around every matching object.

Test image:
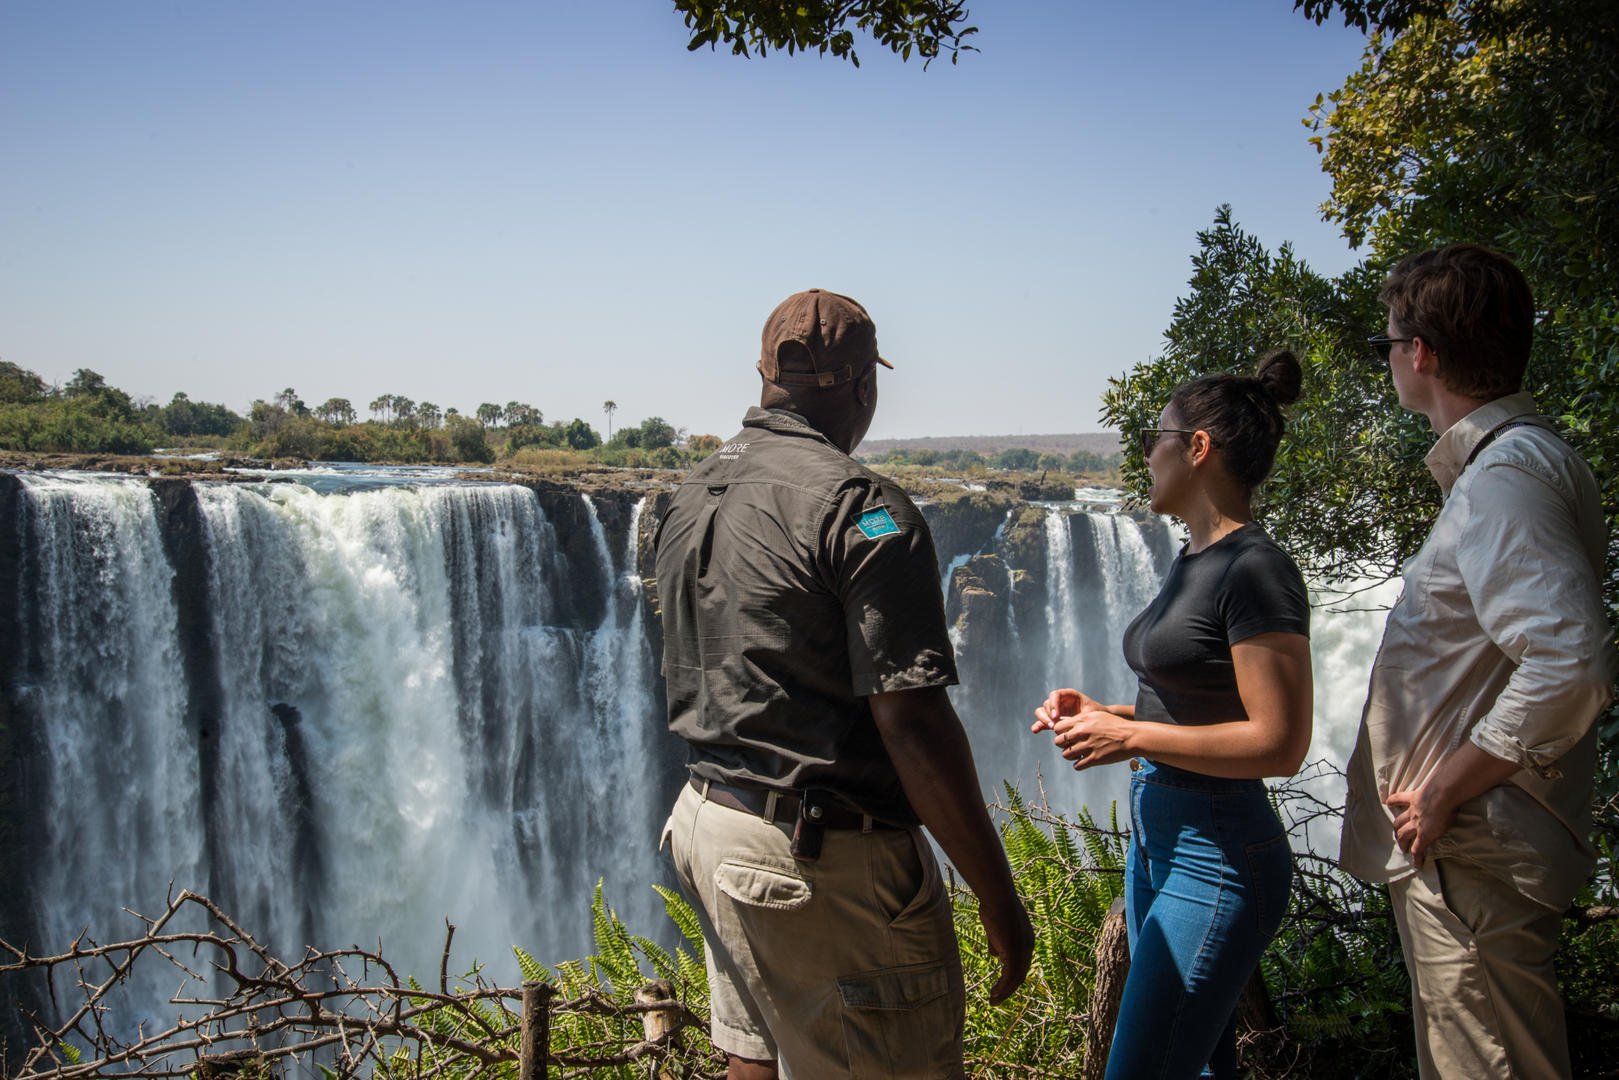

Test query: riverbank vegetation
[0,370,623,468]
[0,364,1123,487]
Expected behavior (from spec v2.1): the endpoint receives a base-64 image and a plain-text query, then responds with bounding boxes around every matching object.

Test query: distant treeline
[0,361,721,469]
[862,445,1119,475]
[0,360,1119,477]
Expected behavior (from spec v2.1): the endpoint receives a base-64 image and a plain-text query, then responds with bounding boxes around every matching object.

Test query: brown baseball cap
[758,288,895,388]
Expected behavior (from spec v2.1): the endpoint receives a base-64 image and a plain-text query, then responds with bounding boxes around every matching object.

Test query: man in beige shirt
[1340,244,1615,1079]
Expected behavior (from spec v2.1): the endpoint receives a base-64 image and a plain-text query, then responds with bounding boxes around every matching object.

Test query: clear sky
[1,1,1372,441]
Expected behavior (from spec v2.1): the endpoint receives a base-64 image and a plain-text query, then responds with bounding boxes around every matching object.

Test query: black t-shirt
[1122,522,1309,727]
[653,407,958,824]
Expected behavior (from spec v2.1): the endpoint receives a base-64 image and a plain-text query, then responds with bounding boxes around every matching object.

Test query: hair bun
[1255,349,1303,406]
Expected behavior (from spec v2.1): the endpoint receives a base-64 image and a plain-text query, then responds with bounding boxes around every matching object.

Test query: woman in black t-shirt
[1032,350,1314,1080]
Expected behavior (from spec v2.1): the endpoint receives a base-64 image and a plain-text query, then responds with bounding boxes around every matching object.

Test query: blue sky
[1,1,1372,441]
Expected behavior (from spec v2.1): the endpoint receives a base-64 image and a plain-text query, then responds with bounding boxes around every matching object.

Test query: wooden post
[520,981,552,1080]
[635,979,679,1044]
[1082,897,1130,1080]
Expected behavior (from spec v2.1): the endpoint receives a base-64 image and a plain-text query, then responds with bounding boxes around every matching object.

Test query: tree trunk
[520,981,552,1080]
[1083,898,1131,1080]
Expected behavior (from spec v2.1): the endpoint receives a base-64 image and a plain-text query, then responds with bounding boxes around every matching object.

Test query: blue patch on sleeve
[855,507,901,539]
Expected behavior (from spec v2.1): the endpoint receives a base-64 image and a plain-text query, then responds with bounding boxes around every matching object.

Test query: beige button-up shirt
[1339,393,1616,910]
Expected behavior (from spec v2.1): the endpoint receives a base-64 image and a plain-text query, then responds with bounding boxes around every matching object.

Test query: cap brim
[876,356,894,370]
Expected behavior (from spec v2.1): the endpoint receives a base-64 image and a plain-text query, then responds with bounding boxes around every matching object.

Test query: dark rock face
[0,474,44,1049]
[939,512,1057,760]
[149,479,232,905]
[1018,477,1075,502]
[918,490,1017,566]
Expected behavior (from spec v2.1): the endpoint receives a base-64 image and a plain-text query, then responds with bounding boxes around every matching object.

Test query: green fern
[511,944,551,984]
[653,882,706,955]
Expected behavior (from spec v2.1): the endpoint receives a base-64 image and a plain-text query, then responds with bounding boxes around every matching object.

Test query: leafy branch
[674,0,977,68]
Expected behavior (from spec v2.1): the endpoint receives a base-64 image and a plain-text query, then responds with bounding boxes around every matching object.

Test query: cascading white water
[11,475,204,1031]
[190,483,671,980]
[195,482,507,971]
[1090,515,1168,703]
[5,476,674,1045]
[1042,511,1083,695]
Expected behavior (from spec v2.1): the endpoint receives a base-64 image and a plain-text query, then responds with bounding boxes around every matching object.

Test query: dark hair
[1379,244,1533,399]
[1168,350,1302,491]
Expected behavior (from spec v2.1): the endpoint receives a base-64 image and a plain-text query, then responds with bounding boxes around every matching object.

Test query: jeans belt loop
[860,813,874,834]
[763,790,780,825]
[700,777,713,797]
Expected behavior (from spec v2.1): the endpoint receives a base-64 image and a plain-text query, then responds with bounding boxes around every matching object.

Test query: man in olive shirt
[654,289,1032,1080]
[1340,246,1615,1078]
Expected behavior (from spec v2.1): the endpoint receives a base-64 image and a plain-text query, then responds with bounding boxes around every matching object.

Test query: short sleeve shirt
[1122,522,1310,727]
[653,407,958,824]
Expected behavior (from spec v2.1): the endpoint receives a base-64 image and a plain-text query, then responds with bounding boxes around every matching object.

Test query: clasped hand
[1032,688,1133,771]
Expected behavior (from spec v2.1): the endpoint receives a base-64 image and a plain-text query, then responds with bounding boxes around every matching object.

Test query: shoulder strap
[1463,416,1559,471]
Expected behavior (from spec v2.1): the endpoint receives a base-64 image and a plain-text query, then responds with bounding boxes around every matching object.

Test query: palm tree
[603,400,618,441]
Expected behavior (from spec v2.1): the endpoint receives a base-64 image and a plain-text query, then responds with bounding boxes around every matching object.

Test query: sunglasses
[1139,427,1196,457]
[1366,334,1416,361]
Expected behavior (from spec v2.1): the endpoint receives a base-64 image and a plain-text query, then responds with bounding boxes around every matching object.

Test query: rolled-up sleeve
[1460,459,1617,777]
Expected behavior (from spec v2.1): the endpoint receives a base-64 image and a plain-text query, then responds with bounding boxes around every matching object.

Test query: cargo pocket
[838,961,961,1079]
[713,859,813,911]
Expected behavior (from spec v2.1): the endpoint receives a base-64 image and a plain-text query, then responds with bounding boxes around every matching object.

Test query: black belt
[688,776,900,831]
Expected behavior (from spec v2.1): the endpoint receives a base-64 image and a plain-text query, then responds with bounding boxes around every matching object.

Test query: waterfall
[8,475,204,1033]
[945,505,1180,824]
[1,475,676,1047]
[1,471,1390,1051]
[1042,510,1083,696]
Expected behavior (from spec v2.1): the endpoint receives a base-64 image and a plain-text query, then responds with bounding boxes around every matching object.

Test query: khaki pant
[662,782,966,1079]
[1389,858,1569,1079]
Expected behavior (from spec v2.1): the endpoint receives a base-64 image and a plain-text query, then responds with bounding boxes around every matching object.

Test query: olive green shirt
[653,407,958,825]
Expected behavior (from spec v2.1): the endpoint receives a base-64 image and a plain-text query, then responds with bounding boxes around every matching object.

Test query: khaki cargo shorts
[663,781,966,1079]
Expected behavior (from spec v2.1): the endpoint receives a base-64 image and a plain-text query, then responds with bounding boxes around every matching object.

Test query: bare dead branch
[1,892,722,1080]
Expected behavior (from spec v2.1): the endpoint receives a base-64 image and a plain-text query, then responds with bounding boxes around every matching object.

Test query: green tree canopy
[315,397,357,426]
[992,447,1041,472]
[1102,207,1430,583]
[636,416,678,450]
[0,361,49,404]
[63,368,108,397]
[1109,1,1618,601]
[675,0,976,67]
[160,392,244,438]
[1298,0,1618,608]
[563,418,601,450]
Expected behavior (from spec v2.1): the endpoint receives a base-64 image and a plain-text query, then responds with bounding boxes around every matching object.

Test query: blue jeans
[1104,761,1293,1080]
